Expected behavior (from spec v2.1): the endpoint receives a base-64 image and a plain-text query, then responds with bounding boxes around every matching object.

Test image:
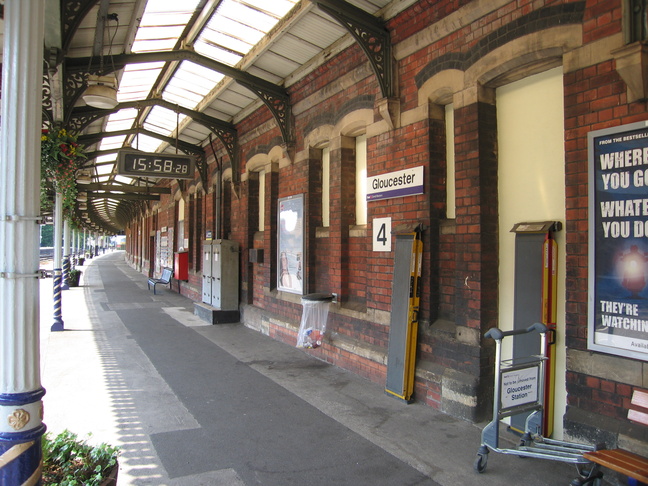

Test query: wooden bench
[583,449,648,485]
[148,267,173,294]
[577,390,648,486]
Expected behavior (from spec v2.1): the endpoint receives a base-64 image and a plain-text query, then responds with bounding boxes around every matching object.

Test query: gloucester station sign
[366,166,424,201]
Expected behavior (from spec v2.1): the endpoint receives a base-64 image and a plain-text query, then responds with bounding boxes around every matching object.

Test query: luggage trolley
[475,323,602,482]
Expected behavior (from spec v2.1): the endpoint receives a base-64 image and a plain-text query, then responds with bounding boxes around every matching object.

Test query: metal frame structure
[33,0,399,234]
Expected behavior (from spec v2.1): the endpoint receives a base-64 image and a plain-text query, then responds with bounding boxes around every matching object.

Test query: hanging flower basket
[41,128,87,221]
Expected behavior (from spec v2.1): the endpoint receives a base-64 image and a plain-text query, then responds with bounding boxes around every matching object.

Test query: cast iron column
[51,193,65,331]
[0,0,48,483]
[62,219,70,289]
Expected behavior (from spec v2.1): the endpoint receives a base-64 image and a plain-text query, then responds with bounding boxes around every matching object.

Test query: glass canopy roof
[22,0,395,231]
[97,0,299,185]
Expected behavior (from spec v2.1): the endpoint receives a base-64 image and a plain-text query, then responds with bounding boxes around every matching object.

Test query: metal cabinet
[201,240,239,310]
[202,243,213,304]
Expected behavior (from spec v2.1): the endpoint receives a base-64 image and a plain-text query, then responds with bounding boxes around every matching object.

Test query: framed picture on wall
[588,120,648,361]
[277,194,304,294]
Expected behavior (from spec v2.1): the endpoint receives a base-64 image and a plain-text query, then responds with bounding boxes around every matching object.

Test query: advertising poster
[277,194,304,294]
[588,121,648,360]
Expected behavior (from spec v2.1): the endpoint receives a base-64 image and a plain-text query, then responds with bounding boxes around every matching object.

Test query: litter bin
[296,293,334,349]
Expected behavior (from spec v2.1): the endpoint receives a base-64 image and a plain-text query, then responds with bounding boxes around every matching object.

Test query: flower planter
[42,430,119,485]
[66,270,81,287]
[100,462,119,486]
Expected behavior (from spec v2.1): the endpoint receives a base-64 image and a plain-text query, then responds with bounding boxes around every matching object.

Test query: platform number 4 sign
[373,217,392,252]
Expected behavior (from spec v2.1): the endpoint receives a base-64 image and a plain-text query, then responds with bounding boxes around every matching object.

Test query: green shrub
[66,269,82,286]
[42,430,119,486]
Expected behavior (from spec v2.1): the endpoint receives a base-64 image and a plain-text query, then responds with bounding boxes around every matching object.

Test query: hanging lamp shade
[76,173,92,184]
[83,75,119,109]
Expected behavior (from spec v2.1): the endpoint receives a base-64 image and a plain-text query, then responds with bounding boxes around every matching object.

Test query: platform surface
[40,251,582,485]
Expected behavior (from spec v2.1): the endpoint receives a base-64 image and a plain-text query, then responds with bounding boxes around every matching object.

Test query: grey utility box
[202,242,213,304]
[202,239,239,311]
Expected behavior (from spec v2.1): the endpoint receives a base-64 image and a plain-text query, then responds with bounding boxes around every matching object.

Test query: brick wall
[563,45,648,430]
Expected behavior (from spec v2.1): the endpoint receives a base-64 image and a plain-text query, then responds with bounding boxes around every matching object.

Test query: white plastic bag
[296,299,330,348]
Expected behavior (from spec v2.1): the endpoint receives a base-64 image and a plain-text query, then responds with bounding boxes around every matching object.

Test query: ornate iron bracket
[61,0,99,55]
[312,0,394,99]
[65,50,295,146]
[42,66,53,126]
[235,79,294,146]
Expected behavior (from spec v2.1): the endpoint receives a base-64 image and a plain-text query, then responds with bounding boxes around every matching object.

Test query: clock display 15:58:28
[130,156,189,174]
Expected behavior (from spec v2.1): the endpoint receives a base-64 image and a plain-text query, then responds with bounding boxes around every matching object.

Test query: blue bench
[148,267,173,294]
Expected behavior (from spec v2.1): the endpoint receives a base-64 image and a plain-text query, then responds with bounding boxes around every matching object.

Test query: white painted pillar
[51,193,65,331]
[0,0,47,482]
[64,219,71,255]
[62,219,71,290]
[53,194,62,270]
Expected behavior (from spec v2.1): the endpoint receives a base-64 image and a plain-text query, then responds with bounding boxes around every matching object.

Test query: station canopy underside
[0,0,395,233]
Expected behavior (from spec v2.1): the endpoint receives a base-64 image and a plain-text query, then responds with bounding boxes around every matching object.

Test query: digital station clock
[117,150,195,180]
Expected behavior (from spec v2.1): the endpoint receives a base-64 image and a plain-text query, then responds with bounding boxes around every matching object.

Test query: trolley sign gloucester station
[117,150,195,180]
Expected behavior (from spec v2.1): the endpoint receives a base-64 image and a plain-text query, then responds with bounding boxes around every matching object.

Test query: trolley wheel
[518,433,531,458]
[474,453,488,473]
[518,439,528,459]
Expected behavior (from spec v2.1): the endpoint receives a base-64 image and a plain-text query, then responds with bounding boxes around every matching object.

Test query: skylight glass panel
[144,106,188,135]
[193,40,243,66]
[117,62,165,102]
[180,61,219,82]
[132,38,179,53]
[114,175,134,185]
[96,154,117,165]
[219,1,278,33]
[194,0,299,65]
[96,164,113,176]
[241,0,298,17]
[132,133,163,153]
[134,25,183,40]
[99,135,127,151]
[163,86,203,109]
[131,1,200,53]
[162,61,219,109]
[198,30,252,57]
[203,15,265,47]
[105,108,138,132]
